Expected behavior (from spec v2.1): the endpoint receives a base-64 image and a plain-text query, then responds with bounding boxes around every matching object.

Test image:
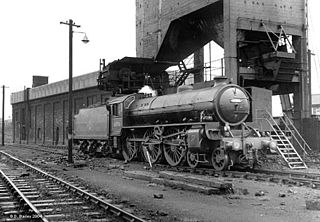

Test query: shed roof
[11,71,99,104]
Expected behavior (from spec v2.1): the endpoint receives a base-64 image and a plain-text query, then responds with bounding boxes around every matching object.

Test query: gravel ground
[1,145,320,222]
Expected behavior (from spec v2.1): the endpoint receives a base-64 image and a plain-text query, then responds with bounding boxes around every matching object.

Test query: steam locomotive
[74,77,276,170]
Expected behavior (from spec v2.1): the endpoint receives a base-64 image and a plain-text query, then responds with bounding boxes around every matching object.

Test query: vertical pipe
[221,58,224,76]
[307,49,312,115]
[209,41,212,80]
[68,19,74,163]
[2,85,4,146]
[26,88,29,144]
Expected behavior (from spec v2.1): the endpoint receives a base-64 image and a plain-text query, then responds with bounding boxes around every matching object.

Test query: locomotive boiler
[128,77,249,126]
[74,77,276,170]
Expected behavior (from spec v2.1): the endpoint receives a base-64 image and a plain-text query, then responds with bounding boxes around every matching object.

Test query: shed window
[37,128,41,140]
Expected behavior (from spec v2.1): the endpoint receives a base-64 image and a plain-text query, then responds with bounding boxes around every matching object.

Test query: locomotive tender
[74,77,276,170]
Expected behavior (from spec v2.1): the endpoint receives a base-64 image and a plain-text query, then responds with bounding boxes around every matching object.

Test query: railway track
[3,144,320,191]
[4,144,66,156]
[0,151,146,222]
[166,165,320,190]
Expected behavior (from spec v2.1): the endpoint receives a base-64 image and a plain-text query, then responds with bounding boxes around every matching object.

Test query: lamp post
[60,19,89,163]
[2,85,5,146]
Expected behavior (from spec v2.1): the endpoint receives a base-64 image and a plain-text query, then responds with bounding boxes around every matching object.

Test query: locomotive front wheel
[122,134,138,162]
[142,129,163,164]
[211,147,229,171]
[187,151,199,168]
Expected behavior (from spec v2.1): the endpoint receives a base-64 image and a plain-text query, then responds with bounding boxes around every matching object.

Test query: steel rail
[5,144,65,156]
[156,164,320,190]
[0,169,49,222]
[249,168,320,180]
[0,151,146,222]
[223,168,320,188]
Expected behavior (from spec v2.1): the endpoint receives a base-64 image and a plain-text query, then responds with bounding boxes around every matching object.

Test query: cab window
[112,103,122,116]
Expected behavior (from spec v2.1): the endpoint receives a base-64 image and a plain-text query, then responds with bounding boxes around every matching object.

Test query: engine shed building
[312,94,320,116]
[10,72,112,145]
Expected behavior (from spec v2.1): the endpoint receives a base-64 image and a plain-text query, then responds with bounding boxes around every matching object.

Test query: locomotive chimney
[139,85,157,96]
[213,77,229,86]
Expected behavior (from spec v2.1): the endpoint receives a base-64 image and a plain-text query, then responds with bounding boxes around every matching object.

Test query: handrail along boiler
[74,77,276,170]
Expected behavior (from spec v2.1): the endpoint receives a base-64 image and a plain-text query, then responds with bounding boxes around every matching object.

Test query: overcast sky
[0,0,136,119]
[0,0,320,119]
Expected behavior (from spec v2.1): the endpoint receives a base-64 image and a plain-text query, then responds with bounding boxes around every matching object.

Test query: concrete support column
[223,0,238,84]
[194,48,204,83]
[293,33,310,130]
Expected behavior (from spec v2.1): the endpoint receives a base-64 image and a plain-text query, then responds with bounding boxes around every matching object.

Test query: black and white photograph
[0,0,320,221]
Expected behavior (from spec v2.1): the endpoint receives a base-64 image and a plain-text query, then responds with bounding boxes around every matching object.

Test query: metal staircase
[280,113,312,156]
[269,130,307,169]
[175,61,191,86]
[174,55,204,87]
[258,110,309,169]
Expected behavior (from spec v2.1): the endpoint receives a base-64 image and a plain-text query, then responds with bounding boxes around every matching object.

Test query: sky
[0,0,136,119]
[0,0,320,119]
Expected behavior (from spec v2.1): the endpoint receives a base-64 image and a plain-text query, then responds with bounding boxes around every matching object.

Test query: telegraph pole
[2,85,5,146]
[60,19,80,163]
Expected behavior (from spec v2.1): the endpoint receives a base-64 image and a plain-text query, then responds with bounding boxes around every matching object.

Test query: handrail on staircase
[255,110,307,169]
[281,113,312,153]
[258,119,282,141]
[254,111,287,147]
[254,109,283,134]
[255,116,298,162]
[277,116,308,157]
[258,110,310,156]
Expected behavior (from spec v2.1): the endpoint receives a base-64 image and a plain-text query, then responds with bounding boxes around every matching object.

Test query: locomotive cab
[108,100,123,137]
[107,94,144,154]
